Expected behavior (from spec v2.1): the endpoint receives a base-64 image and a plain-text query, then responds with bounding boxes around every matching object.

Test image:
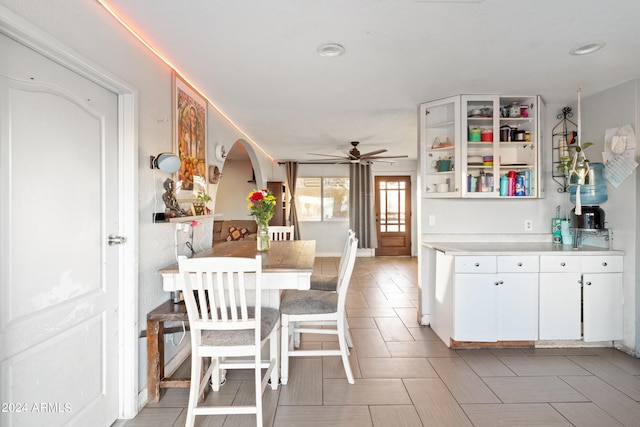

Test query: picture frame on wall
[173,71,207,201]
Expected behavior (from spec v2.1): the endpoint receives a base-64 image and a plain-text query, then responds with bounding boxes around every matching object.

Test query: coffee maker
[569,162,611,248]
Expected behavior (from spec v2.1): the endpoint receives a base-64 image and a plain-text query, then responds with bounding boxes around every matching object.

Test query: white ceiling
[106,0,640,162]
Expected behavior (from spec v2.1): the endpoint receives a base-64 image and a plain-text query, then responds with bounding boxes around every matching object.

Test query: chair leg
[185,353,201,427]
[269,324,279,390]
[255,351,262,427]
[210,357,221,392]
[338,319,354,384]
[344,316,353,349]
[280,315,290,385]
[293,326,301,349]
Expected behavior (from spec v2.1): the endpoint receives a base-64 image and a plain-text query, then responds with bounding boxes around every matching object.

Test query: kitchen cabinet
[582,256,623,341]
[419,96,461,197]
[419,94,544,198]
[539,255,623,342]
[452,255,538,342]
[539,256,582,340]
[424,242,624,348]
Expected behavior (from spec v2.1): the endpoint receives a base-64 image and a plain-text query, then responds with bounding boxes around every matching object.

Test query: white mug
[437,183,449,193]
[427,184,436,192]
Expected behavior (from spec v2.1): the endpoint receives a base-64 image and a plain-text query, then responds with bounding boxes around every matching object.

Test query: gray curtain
[349,162,378,249]
[285,161,300,240]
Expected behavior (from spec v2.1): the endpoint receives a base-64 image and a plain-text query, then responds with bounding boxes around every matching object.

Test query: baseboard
[417,311,430,326]
[451,339,535,349]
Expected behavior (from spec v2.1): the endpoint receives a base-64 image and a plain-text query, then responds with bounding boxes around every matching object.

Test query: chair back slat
[178,256,261,331]
[268,225,295,241]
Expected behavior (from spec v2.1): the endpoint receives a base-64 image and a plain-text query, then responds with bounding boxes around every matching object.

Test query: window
[296,177,349,221]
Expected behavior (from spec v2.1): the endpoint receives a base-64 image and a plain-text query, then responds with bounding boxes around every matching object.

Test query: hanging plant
[557,140,594,185]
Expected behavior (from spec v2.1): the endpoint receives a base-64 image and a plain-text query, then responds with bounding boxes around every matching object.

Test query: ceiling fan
[307,141,408,164]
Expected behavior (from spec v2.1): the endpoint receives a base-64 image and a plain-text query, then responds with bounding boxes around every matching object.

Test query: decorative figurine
[162,178,187,217]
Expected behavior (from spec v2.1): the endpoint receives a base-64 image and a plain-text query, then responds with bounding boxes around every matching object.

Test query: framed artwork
[173,71,207,200]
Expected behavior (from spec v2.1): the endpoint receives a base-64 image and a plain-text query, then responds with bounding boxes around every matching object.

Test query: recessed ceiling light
[570,42,605,56]
[317,43,345,58]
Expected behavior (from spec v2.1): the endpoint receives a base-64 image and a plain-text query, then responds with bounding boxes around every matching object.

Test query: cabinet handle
[474,263,480,267]
[494,280,503,286]
[602,262,608,267]
[560,262,566,267]
[517,262,523,267]
[586,281,592,286]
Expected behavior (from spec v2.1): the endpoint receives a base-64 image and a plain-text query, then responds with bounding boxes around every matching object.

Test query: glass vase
[255,219,270,251]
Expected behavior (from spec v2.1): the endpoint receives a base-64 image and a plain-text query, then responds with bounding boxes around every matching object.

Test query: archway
[214,139,265,219]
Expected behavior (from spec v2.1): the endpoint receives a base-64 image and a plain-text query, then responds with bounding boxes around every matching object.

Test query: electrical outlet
[524,219,533,231]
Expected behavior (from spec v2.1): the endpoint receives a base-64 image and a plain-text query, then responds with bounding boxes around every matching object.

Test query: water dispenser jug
[570,162,608,205]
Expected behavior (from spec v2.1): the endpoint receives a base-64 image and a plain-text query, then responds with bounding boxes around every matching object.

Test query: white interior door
[0,34,119,426]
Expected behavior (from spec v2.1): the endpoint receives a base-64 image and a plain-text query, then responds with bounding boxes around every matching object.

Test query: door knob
[108,234,126,246]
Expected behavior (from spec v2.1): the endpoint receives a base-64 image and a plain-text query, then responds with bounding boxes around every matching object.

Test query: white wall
[580,80,638,354]
[0,0,273,394]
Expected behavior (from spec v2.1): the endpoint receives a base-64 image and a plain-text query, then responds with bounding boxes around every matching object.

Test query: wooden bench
[146,300,203,403]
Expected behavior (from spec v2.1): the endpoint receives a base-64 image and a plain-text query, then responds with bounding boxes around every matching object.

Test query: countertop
[422,241,624,256]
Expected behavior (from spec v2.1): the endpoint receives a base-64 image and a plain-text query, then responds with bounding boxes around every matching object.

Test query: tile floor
[119,256,640,427]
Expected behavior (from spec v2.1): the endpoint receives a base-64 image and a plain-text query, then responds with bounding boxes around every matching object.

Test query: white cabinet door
[454,274,498,341]
[454,272,537,342]
[583,272,623,341]
[420,96,461,198]
[539,272,582,340]
[498,273,539,340]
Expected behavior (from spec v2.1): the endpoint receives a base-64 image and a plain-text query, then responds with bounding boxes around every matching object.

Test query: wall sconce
[209,165,223,184]
[150,152,181,173]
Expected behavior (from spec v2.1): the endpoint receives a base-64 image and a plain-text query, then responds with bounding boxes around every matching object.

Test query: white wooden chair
[268,225,295,241]
[306,229,356,348]
[177,255,279,427]
[279,235,358,385]
[310,229,356,291]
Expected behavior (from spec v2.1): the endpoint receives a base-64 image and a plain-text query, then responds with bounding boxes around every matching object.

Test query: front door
[375,176,411,256]
[0,34,120,426]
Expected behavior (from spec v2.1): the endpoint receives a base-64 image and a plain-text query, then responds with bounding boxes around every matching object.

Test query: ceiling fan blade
[366,155,409,160]
[304,159,351,164]
[366,159,397,164]
[307,153,349,159]
[359,149,387,158]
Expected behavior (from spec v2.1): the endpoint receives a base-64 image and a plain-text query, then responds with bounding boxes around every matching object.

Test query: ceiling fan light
[570,42,605,56]
[317,43,345,58]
